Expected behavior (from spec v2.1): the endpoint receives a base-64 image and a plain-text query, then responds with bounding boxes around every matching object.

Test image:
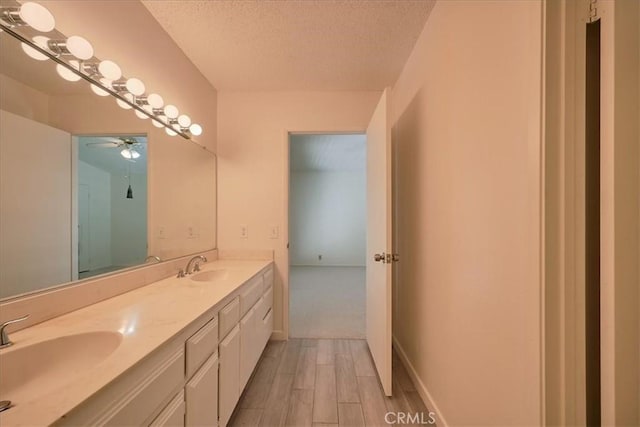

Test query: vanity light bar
[0,1,203,140]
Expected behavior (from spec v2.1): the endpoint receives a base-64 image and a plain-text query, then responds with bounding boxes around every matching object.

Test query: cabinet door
[219,325,240,427]
[150,390,185,427]
[240,307,257,390]
[185,352,218,427]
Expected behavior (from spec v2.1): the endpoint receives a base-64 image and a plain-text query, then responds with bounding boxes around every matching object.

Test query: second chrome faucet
[177,255,208,278]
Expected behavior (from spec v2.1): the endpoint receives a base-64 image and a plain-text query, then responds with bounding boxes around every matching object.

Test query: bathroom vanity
[0,259,274,427]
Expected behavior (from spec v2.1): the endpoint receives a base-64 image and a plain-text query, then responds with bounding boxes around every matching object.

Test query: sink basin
[0,331,122,404]
[190,269,228,282]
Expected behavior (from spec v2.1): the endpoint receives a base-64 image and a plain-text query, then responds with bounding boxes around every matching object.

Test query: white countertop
[0,259,272,426]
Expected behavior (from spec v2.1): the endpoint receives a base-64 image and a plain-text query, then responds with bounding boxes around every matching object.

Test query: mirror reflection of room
[77,135,148,279]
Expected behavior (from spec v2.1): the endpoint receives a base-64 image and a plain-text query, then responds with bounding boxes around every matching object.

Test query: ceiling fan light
[147,93,164,109]
[120,148,132,159]
[66,35,93,60]
[19,2,55,32]
[126,78,145,96]
[189,123,203,136]
[164,104,179,119]
[131,149,141,159]
[56,60,81,82]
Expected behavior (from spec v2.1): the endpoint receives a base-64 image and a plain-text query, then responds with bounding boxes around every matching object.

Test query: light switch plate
[269,225,279,239]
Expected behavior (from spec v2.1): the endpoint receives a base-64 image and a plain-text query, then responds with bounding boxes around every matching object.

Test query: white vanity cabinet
[56,264,274,427]
[219,324,241,427]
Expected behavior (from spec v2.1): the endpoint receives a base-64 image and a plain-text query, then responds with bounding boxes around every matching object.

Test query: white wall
[390,1,543,425]
[111,172,148,267]
[0,110,72,298]
[290,170,365,266]
[78,160,112,271]
[217,91,380,337]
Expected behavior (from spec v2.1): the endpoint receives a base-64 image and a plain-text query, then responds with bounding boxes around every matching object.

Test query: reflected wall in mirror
[0,24,217,299]
[78,135,148,279]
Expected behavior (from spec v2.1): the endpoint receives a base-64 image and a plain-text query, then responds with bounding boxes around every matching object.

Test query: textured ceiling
[290,134,365,172]
[142,0,435,91]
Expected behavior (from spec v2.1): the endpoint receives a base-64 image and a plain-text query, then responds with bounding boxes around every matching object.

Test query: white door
[366,88,393,396]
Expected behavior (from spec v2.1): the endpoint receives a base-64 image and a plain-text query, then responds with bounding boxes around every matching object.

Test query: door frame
[543,0,588,424]
[281,129,366,340]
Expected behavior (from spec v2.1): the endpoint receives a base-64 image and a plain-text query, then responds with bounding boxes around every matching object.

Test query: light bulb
[66,35,93,60]
[121,148,141,159]
[147,93,164,109]
[98,60,121,80]
[19,2,55,32]
[90,78,111,96]
[165,127,178,136]
[189,123,203,136]
[116,93,134,110]
[21,36,51,60]
[135,109,149,120]
[177,114,191,128]
[126,78,145,96]
[151,118,165,128]
[164,104,179,119]
[56,60,81,82]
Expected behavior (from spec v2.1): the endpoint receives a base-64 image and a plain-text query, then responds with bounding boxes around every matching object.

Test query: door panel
[365,88,393,396]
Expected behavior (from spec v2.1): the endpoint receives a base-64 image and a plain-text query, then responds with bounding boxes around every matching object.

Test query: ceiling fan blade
[86,142,120,148]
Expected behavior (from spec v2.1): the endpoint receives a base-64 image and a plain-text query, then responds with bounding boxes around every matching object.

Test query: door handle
[374,253,386,263]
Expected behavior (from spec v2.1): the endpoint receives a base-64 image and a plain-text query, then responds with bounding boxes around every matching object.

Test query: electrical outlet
[318,254,322,261]
[270,225,279,239]
[158,227,166,239]
[187,226,198,239]
[240,224,248,239]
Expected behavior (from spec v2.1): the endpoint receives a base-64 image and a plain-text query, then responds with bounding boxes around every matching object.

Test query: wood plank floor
[229,339,433,427]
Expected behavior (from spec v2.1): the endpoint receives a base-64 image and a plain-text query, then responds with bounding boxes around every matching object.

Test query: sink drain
[0,400,12,412]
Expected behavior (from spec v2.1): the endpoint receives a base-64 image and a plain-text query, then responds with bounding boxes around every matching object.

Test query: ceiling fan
[85,136,145,161]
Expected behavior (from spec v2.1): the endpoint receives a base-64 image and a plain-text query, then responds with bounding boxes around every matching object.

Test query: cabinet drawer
[240,275,263,316]
[254,295,268,324]
[263,286,273,313]
[260,308,273,348]
[186,352,218,427]
[186,316,218,378]
[149,390,185,427]
[263,267,274,292]
[105,348,184,426]
[219,297,239,339]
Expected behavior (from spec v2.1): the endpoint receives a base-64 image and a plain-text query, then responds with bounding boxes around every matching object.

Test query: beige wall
[0,74,50,124]
[390,1,543,425]
[217,91,380,337]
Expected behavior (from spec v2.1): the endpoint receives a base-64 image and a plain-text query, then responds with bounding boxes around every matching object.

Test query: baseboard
[393,336,449,427]
[270,329,287,340]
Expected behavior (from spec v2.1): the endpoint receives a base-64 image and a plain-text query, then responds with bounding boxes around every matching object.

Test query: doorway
[76,134,148,279]
[288,133,367,339]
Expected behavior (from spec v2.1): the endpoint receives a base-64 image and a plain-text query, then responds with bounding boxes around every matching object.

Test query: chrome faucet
[0,315,29,349]
[145,255,162,263]
[184,255,208,275]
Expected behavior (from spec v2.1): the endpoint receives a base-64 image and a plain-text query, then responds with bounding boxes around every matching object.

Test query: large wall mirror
[0,19,217,299]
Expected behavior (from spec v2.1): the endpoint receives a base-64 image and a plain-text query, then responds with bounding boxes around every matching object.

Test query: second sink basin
[190,269,228,282]
[0,331,122,404]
